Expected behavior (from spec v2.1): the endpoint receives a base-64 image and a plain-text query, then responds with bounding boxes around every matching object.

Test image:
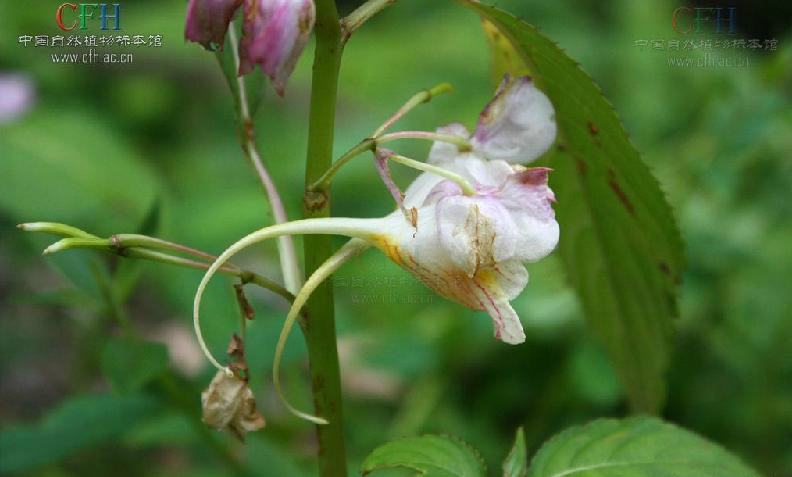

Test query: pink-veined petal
[471,268,526,344]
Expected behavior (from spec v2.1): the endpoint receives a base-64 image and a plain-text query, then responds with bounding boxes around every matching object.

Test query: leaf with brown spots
[468,0,685,413]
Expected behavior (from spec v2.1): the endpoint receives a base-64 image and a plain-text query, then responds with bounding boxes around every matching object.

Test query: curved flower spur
[193,75,559,423]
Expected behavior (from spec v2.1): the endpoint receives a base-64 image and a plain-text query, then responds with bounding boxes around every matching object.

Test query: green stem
[228,27,303,295]
[22,226,294,304]
[371,82,452,137]
[340,0,397,43]
[377,130,472,150]
[303,0,348,475]
[308,137,376,192]
[307,83,454,191]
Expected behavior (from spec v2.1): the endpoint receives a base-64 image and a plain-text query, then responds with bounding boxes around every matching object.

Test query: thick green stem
[303,1,347,476]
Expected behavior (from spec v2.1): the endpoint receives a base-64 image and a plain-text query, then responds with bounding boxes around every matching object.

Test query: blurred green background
[1,0,791,476]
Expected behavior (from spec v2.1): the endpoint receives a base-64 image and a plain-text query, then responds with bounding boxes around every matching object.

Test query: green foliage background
[1,0,790,476]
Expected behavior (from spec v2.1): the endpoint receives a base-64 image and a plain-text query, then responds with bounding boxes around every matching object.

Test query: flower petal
[184,0,243,50]
[238,0,315,96]
[374,215,527,345]
[471,268,526,344]
[498,167,559,262]
[472,75,556,164]
[402,169,447,210]
[432,193,519,276]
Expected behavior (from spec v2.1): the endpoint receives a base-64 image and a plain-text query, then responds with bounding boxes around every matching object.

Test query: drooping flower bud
[184,0,243,50]
[238,0,315,96]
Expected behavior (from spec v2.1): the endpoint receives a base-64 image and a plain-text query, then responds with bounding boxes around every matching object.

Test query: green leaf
[0,109,158,232]
[361,435,486,477]
[100,337,169,394]
[0,394,161,474]
[44,249,105,302]
[464,1,685,413]
[527,417,760,477]
[503,427,528,477]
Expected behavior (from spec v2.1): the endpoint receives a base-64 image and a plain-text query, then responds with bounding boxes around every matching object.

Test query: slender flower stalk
[309,139,476,197]
[308,83,454,191]
[308,137,375,191]
[340,0,396,43]
[372,82,453,137]
[229,27,302,295]
[377,131,472,151]
[19,223,295,303]
[112,234,221,262]
[387,154,476,196]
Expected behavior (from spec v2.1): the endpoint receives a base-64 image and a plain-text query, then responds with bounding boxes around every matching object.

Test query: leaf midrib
[546,459,747,477]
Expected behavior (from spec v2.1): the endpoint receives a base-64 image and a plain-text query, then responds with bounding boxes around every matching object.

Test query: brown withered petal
[201,369,265,440]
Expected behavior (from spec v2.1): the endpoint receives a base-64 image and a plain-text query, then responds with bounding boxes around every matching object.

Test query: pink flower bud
[238,0,315,96]
[185,0,243,50]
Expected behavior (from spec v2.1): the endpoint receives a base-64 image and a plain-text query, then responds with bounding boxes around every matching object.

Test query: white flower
[366,76,559,343]
[194,75,558,357]
[192,75,559,423]
[373,156,558,344]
